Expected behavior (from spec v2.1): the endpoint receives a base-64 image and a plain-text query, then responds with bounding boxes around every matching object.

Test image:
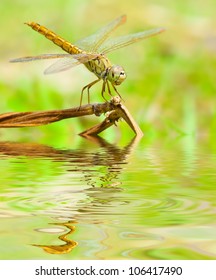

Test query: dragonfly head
[108,65,127,86]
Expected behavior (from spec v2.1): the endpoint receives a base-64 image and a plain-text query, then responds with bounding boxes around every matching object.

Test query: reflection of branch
[0,135,142,188]
[0,96,143,136]
[0,135,139,161]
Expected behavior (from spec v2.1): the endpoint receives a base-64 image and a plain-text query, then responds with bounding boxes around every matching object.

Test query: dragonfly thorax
[107,65,127,86]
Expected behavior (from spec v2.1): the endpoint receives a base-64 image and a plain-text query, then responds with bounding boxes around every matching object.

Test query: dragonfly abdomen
[25,22,82,55]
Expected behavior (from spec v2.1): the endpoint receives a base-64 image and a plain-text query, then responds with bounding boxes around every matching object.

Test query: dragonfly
[10,15,165,106]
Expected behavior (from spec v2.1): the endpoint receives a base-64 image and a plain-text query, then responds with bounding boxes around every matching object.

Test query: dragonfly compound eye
[108,65,127,85]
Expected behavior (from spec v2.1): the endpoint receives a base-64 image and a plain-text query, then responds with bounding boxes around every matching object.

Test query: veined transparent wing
[98,27,165,54]
[10,53,73,62]
[75,15,127,53]
[44,53,99,74]
[10,52,99,74]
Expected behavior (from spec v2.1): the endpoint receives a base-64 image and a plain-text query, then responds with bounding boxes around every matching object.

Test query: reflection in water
[32,222,78,254]
[0,135,141,255]
[1,136,216,259]
[0,135,139,189]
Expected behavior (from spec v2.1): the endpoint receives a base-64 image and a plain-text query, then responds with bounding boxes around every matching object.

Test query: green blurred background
[1,0,216,145]
[1,0,216,261]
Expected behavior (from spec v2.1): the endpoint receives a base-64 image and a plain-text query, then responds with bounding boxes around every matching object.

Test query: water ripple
[1,190,215,228]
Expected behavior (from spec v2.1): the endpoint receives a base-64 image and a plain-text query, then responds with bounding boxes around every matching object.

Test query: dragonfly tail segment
[24,22,83,55]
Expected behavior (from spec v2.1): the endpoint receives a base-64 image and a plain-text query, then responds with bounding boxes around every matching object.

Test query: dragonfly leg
[80,78,100,108]
[106,81,113,97]
[111,84,124,101]
[101,80,108,102]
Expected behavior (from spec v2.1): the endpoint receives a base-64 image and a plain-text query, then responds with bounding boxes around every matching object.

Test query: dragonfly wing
[44,53,99,74]
[75,15,127,52]
[10,53,73,63]
[99,27,165,54]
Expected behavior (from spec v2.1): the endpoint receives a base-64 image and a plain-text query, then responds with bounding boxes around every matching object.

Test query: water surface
[0,136,216,260]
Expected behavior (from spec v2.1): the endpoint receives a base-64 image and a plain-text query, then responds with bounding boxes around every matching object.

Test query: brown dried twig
[0,96,143,136]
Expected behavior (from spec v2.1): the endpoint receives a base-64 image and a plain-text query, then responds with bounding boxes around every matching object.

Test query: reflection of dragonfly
[10,15,165,106]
